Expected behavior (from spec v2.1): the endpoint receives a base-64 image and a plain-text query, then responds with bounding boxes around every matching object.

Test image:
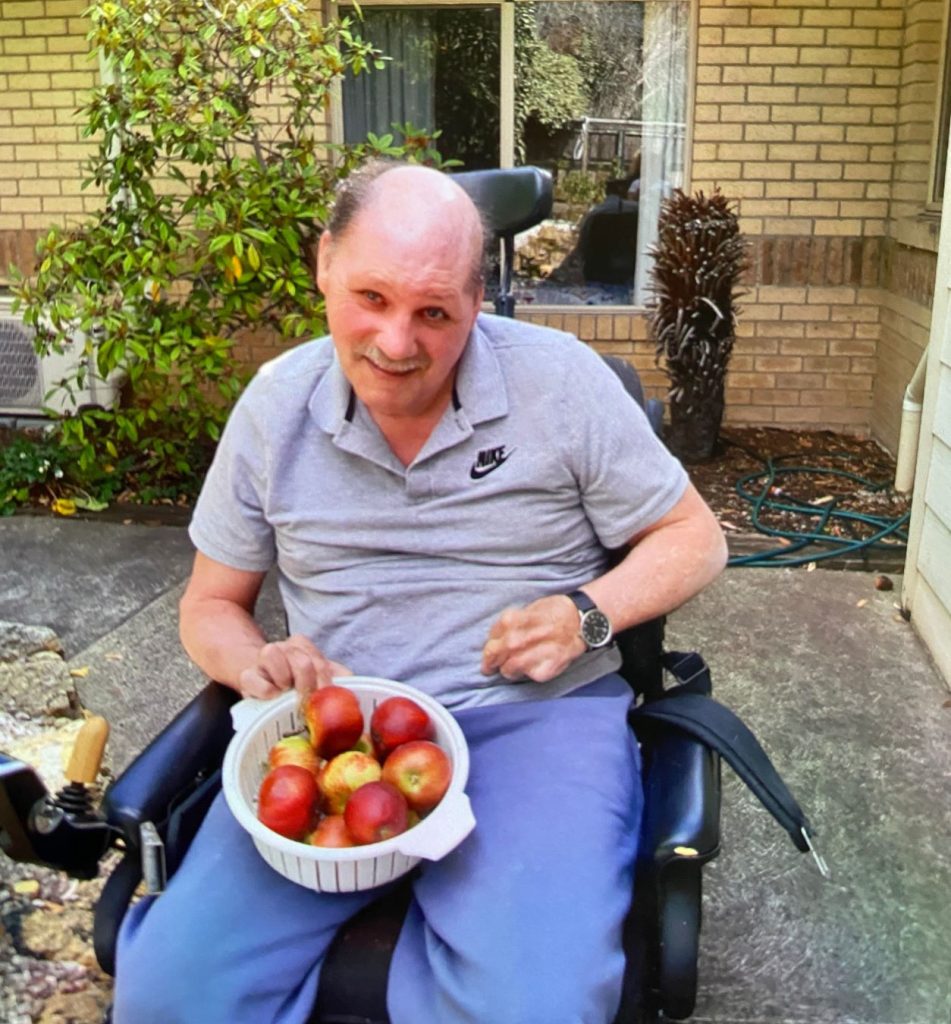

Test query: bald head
[326,161,490,295]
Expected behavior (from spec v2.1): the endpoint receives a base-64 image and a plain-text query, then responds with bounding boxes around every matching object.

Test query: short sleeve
[561,347,689,550]
[188,381,277,572]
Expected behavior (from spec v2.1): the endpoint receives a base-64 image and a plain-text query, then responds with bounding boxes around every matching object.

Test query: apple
[344,781,409,845]
[268,734,320,778]
[370,696,434,761]
[257,764,319,840]
[302,684,364,759]
[320,750,382,815]
[351,732,374,755]
[381,740,452,813]
[309,814,357,848]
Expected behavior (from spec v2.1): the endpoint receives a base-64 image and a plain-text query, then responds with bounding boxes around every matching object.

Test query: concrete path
[1,515,950,1023]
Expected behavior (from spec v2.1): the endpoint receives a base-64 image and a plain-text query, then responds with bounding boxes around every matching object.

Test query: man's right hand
[237,634,352,700]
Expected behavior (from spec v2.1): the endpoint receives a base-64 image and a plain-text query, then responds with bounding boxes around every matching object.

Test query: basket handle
[392,792,476,861]
[230,697,276,734]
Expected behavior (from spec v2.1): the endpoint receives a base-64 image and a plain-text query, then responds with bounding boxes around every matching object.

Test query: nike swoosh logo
[470,451,512,480]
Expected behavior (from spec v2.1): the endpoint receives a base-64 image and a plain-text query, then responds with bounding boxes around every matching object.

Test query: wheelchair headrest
[452,167,553,240]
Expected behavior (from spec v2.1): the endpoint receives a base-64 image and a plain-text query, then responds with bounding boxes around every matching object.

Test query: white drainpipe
[894,350,928,494]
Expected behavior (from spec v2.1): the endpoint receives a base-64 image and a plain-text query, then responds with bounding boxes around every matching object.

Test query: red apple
[320,750,382,815]
[309,814,357,848]
[344,781,409,845]
[268,734,320,778]
[302,685,364,759]
[370,696,434,761]
[381,740,452,813]
[257,764,319,840]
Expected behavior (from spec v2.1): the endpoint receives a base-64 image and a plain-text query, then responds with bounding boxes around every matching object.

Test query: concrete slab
[0,517,196,658]
[3,515,950,1022]
[667,569,951,1024]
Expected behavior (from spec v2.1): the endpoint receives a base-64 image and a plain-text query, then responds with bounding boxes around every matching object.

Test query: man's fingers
[237,666,283,700]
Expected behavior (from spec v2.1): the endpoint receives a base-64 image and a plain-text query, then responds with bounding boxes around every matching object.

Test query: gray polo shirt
[189,313,688,709]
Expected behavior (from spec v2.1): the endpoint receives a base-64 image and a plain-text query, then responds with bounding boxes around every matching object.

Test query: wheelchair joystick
[1,716,117,879]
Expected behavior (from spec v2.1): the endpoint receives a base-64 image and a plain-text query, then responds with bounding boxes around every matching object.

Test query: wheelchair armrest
[101,682,239,848]
[635,722,721,1021]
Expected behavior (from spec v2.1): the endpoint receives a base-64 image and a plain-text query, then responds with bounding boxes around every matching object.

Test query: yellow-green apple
[309,814,357,848]
[268,734,321,778]
[257,764,319,840]
[301,685,364,759]
[320,750,382,815]
[344,781,409,844]
[381,740,452,813]
[370,696,434,761]
[351,733,374,755]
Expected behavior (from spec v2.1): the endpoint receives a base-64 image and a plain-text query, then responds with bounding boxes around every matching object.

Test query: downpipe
[894,351,928,494]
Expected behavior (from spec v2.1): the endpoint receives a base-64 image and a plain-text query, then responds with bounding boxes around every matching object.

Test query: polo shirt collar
[308,316,509,465]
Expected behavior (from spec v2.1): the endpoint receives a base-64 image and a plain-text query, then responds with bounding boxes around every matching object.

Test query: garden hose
[723,445,911,569]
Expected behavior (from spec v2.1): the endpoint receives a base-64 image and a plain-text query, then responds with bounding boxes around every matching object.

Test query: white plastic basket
[222,676,476,893]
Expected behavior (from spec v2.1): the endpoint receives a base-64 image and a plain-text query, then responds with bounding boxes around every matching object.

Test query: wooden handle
[66,716,110,785]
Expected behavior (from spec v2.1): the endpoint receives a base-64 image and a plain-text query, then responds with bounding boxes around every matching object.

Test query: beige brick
[0,213,23,230]
[794,163,844,180]
[46,33,87,53]
[768,143,818,160]
[4,35,44,52]
[826,27,878,45]
[802,9,853,26]
[829,339,877,356]
[0,125,35,143]
[702,7,751,25]
[723,66,774,84]
[17,177,61,195]
[698,26,724,45]
[744,124,796,141]
[721,143,768,160]
[3,195,41,212]
[11,106,52,125]
[728,372,777,389]
[744,161,793,180]
[693,161,742,179]
[827,373,873,391]
[782,303,832,320]
[775,27,826,44]
[771,104,822,123]
[720,104,771,122]
[850,48,900,67]
[798,390,850,406]
[853,8,903,28]
[758,287,808,303]
[750,8,801,25]
[2,0,45,14]
[29,15,65,32]
[795,125,846,142]
[697,45,750,64]
[722,27,775,45]
[778,338,831,356]
[849,357,877,374]
[838,200,888,218]
[806,287,857,304]
[825,67,875,86]
[765,181,816,198]
[757,355,803,372]
[747,85,798,103]
[741,199,790,217]
[0,16,24,34]
[773,66,825,84]
[764,216,819,235]
[694,123,744,141]
[799,46,850,65]
[813,220,866,235]
[803,355,851,373]
[848,86,898,106]
[845,125,895,143]
[748,46,799,63]
[696,84,746,103]
[822,105,872,125]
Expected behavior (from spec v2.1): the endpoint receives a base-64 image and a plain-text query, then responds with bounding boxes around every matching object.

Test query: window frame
[927,0,951,210]
[327,0,697,312]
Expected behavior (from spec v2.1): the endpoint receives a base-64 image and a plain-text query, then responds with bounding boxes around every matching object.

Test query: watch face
[581,609,612,648]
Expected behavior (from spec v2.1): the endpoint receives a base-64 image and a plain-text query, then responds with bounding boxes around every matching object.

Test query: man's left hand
[480,595,586,683]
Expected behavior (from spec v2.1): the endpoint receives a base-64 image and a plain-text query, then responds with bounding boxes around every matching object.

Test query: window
[339,1,690,307]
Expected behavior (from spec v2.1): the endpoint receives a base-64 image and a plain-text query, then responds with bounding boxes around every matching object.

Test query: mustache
[361,346,429,373]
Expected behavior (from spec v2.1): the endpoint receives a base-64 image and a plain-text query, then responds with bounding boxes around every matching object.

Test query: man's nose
[375,314,417,361]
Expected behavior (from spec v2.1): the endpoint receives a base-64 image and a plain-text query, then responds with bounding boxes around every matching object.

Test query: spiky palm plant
[647,188,748,463]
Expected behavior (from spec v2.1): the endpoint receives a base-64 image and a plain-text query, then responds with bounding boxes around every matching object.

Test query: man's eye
[422,307,447,321]
[363,291,382,304]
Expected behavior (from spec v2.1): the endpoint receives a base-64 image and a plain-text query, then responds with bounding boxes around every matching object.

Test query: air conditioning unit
[0,294,123,417]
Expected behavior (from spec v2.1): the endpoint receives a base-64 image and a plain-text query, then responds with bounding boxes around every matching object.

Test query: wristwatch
[566,591,614,651]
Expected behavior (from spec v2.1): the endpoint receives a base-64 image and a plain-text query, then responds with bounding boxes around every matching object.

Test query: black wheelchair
[1,167,724,1023]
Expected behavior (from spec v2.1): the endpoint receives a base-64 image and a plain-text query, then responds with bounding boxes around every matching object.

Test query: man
[113,162,727,1024]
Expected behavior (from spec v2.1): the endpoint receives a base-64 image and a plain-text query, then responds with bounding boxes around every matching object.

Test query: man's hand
[238,634,352,700]
[480,595,586,683]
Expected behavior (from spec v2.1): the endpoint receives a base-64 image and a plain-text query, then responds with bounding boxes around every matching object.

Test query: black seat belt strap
[631,651,830,878]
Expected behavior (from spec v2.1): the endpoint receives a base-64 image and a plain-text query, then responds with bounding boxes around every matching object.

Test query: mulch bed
[685,426,911,570]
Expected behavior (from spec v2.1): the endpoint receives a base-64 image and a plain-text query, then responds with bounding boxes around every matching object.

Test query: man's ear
[316,230,333,291]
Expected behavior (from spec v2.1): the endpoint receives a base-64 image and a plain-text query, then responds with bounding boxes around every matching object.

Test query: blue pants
[113,675,642,1024]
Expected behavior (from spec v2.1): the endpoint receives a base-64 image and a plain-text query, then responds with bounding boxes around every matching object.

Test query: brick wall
[2,0,946,447]
[0,0,97,285]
